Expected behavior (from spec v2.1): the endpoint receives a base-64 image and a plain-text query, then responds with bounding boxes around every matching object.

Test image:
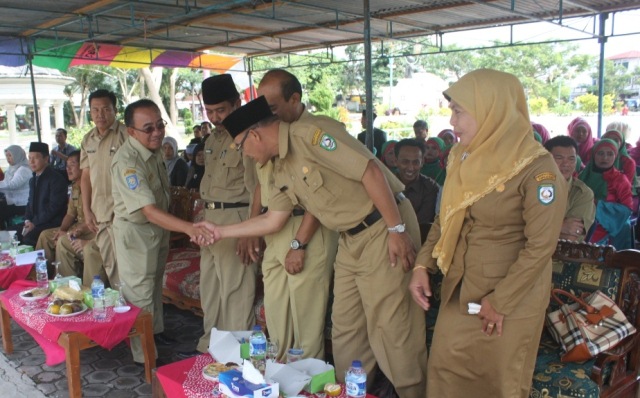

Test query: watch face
[291,240,300,249]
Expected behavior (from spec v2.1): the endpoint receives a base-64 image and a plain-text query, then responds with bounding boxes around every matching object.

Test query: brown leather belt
[204,201,249,210]
[346,192,406,236]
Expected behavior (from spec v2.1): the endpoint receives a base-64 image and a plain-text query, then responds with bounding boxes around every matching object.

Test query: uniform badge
[302,166,309,174]
[535,172,556,182]
[124,169,139,190]
[206,149,213,154]
[538,184,555,205]
[496,184,505,192]
[319,134,337,151]
[311,129,323,146]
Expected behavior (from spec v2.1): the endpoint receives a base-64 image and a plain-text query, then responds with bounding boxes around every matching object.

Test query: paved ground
[0,303,204,397]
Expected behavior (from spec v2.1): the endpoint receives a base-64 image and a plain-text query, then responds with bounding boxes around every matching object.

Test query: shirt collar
[129,136,155,161]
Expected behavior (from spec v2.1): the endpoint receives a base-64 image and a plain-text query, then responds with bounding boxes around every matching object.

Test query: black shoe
[154,332,177,346]
[175,350,201,360]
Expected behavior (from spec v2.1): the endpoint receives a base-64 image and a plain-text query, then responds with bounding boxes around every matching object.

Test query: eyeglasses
[130,119,167,135]
[234,129,251,152]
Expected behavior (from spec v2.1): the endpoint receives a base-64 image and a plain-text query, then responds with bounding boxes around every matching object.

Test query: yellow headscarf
[434,69,548,275]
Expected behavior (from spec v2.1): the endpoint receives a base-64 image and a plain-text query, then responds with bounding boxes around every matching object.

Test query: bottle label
[346,379,366,397]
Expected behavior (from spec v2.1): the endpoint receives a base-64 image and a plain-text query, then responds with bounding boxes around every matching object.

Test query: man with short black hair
[413,120,429,141]
[357,110,387,158]
[50,128,77,180]
[80,89,127,287]
[22,142,68,247]
[544,135,595,241]
[394,139,440,243]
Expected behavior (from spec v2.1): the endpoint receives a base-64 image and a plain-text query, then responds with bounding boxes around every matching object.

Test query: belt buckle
[207,202,217,210]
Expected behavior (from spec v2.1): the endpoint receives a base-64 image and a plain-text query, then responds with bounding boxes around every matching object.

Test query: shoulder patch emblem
[535,172,556,182]
[538,184,555,205]
[125,170,139,190]
[319,133,337,151]
[311,129,323,146]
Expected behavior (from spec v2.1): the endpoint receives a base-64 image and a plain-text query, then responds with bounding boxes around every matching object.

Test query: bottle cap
[253,325,261,331]
[352,360,362,368]
[93,275,100,279]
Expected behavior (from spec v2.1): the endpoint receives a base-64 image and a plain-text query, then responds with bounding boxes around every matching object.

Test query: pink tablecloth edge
[1,280,141,366]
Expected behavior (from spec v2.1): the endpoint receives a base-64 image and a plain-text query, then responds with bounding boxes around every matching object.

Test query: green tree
[587,60,631,99]
[529,97,549,116]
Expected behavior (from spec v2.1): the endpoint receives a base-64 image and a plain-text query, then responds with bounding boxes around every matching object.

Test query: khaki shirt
[80,120,127,222]
[268,119,404,232]
[66,182,85,225]
[566,177,595,235]
[111,136,170,224]
[200,127,256,204]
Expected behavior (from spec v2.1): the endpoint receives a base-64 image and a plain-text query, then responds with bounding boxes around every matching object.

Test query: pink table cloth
[155,353,378,398]
[0,279,141,365]
[0,264,33,289]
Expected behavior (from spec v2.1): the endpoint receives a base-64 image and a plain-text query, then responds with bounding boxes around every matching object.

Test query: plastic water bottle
[249,325,267,372]
[35,251,48,290]
[91,275,106,320]
[345,360,367,398]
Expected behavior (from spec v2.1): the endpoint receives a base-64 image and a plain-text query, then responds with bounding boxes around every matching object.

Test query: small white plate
[114,305,131,313]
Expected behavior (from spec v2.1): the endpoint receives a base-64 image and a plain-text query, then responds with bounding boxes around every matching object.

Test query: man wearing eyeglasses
[80,89,127,288]
[177,74,259,359]
[111,99,213,365]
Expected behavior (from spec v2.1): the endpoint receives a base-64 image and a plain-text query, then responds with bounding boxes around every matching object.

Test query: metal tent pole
[363,0,374,153]
[596,12,608,138]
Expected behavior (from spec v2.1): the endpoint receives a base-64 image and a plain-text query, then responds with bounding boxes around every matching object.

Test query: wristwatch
[290,239,308,250]
[387,223,406,233]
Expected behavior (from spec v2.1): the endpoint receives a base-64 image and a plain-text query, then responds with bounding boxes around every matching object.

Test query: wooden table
[0,300,156,398]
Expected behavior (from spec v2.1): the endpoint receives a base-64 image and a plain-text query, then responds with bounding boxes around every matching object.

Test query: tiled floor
[0,303,204,397]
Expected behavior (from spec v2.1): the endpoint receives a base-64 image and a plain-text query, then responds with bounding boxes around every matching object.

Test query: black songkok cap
[29,142,49,157]
[222,96,273,139]
[201,74,239,105]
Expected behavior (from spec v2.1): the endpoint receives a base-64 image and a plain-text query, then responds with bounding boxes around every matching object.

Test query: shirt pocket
[304,169,336,206]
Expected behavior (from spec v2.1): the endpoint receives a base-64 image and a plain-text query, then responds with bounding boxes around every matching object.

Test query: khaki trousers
[331,200,427,398]
[95,221,119,286]
[262,215,338,361]
[114,220,169,363]
[55,231,100,284]
[196,207,257,353]
[35,227,58,265]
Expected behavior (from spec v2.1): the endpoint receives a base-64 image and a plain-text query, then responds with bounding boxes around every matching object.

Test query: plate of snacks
[19,287,50,301]
[0,259,13,269]
[202,362,240,382]
[46,300,87,317]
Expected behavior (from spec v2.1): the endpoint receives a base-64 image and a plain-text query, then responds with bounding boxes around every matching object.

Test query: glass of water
[266,339,279,361]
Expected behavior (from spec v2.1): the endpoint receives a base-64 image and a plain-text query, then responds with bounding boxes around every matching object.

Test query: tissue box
[83,288,120,308]
[218,369,279,398]
[17,245,33,254]
[208,328,252,364]
[49,276,83,293]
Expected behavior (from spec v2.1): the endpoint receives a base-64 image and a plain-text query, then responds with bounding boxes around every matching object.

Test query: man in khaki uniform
[180,74,258,358]
[544,136,595,241]
[254,69,339,360]
[112,99,212,363]
[198,97,427,397]
[34,150,102,281]
[80,89,127,287]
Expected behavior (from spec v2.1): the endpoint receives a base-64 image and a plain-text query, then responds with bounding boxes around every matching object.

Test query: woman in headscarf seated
[162,137,189,187]
[185,143,205,190]
[380,140,398,172]
[602,123,638,194]
[421,137,446,185]
[531,122,550,144]
[437,128,457,149]
[0,145,32,229]
[579,138,634,249]
[568,117,596,166]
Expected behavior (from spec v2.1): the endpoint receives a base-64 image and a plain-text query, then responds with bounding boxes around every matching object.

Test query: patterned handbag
[545,288,636,362]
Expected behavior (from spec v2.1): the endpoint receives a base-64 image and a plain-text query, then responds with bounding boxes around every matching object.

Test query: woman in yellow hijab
[410,69,567,398]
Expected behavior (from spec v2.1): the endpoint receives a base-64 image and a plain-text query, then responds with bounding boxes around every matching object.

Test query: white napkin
[242,359,265,385]
[468,302,481,314]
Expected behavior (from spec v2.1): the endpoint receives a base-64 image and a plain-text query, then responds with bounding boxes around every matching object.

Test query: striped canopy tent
[0,36,242,72]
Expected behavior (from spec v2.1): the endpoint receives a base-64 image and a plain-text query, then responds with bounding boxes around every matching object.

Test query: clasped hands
[189,221,219,247]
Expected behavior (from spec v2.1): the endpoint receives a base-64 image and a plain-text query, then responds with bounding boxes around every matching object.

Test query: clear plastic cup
[286,348,303,363]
